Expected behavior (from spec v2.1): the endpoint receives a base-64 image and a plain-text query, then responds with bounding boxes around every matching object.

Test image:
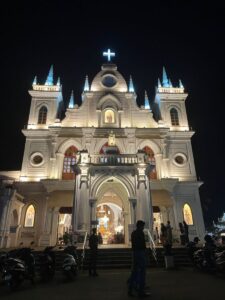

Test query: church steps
[33,247,193,270]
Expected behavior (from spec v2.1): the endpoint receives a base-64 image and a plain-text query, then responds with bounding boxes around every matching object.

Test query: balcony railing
[90,154,138,165]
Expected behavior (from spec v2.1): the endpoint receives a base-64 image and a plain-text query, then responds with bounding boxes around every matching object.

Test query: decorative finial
[158,78,161,88]
[68,90,75,108]
[129,75,135,93]
[169,79,173,88]
[45,65,54,86]
[179,79,184,88]
[103,49,115,62]
[84,75,89,92]
[33,76,37,85]
[56,77,61,86]
[144,90,151,110]
[162,66,169,87]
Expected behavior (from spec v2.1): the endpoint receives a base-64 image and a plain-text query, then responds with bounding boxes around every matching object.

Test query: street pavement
[0,267,225,299]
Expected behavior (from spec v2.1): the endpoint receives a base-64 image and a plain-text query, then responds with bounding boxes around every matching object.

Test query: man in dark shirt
[128,220,150,298]
[89,228,98,276]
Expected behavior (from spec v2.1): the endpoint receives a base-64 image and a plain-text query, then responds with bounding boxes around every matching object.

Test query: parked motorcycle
[193,246,225,274]
[62,245,78,280]
[2,247,35,290]
[37,246,55,282]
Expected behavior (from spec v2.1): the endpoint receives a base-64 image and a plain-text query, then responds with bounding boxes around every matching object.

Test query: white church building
[0,50,205,248]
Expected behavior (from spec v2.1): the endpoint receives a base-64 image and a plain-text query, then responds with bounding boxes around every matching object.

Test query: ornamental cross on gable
[103,49,115,61]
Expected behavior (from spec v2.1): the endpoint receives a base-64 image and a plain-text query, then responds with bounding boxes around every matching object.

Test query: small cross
[103,49,115,61]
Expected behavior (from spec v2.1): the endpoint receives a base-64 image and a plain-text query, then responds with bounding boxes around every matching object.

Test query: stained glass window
[143,146,157,179]
[24,205,35,227]
[170,108,179,126]
[183,203,194,225]
[62,146,78,180]
[38,106,48,124]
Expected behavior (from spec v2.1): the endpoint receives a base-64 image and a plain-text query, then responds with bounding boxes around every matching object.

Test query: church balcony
[90,154,138,165]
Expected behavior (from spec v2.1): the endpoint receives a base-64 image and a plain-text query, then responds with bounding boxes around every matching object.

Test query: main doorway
[96,191,125,245]
[57,207,72,243]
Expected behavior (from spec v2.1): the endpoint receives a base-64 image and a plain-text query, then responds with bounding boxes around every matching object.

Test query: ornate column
[55,152,64,179]
[89,198,97,231]
[128,198,137,225]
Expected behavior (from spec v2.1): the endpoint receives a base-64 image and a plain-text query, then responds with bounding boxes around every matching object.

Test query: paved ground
[1,267,225,299]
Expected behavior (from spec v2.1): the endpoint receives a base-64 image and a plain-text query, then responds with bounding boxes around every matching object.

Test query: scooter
[62,245,78,280]
[2,247,35,290]
[37,246,55,282]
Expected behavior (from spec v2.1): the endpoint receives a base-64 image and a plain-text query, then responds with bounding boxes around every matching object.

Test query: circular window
[173,153,187,167]
[102,75,117,88]
[30,152,44,167]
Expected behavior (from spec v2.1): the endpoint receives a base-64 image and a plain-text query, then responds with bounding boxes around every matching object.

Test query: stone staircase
[34,246,192,271]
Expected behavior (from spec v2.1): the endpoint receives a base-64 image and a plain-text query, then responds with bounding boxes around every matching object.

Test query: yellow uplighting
[33,84,60,92]
[158,87,184,94]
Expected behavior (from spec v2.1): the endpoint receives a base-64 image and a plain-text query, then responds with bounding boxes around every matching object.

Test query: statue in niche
[108,131,116,146]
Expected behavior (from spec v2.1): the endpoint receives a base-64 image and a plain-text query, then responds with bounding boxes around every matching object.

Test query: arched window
[24,205,35,227]
[170,108,179,126]
[62,146,78,180]
[142,146,157,179]
[183,203,194,225]
[104,109,115,123]
[38,106,48,124]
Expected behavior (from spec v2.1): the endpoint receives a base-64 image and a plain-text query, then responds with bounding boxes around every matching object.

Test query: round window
[173,153,187,167]
[30,152,44,166]
[175,156,184,165]
[102,75,117,87]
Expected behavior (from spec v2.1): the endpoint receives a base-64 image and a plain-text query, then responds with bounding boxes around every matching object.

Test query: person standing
[165,221,173,255]
[128,220,150,298]
[88,228,98,276]
[160,223,167,247]
[183,220,189,244]
[179,222,185,245]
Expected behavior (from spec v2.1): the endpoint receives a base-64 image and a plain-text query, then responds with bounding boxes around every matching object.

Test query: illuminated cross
[103,49,115,61]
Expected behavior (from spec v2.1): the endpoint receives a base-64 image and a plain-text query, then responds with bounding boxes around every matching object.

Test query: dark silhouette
[97,232,103,244]
[128,220,150,298]
[160,223,167,247]
[88,228,98,276]
[165,221,173,255]
[186,237,200,261]
[179,222,185,245]
[183,221,189,244]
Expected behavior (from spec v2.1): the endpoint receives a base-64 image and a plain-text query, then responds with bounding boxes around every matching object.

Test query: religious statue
[108,131,116,146]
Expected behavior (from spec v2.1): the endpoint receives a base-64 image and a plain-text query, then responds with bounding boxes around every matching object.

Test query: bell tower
[27,66,62,129]
[155,67,189,131]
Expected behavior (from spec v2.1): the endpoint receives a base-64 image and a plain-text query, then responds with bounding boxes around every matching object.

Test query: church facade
[0,52,205,248]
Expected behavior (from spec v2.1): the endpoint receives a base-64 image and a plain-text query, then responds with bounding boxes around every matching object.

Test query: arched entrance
[96,191,125,244]
[57,207,72,242]
[93,176,133,245]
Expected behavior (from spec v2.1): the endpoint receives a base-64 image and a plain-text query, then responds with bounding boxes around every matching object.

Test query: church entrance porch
[95,186,127,245]
[57,207,72,244]
[96,202,125,245]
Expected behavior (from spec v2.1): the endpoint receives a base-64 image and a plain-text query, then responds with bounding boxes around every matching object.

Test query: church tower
[20,66,62,180]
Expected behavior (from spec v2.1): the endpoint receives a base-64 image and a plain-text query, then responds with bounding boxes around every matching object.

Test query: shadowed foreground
[0,268,225,299]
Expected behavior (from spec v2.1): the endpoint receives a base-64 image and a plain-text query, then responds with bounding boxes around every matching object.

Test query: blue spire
[129,75,135,92]
[169,79,173,88]
[144,91,151,110]
[56,77,60,86]
[68,91,75,108]
[84,75,89,92]
[179,79,184,88]
[45,65,54,86]
[162,66,169,87]
[33,76,37,85]
[158,78,161,88]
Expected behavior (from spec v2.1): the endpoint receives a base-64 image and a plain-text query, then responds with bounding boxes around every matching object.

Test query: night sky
[1,1,225,226]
